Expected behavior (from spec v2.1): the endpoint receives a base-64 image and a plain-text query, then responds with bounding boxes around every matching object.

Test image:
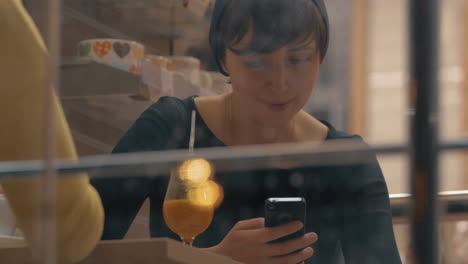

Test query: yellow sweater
[0,0,104,263]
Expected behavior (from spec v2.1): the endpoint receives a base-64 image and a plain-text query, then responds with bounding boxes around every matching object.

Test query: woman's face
[224,29,321,124]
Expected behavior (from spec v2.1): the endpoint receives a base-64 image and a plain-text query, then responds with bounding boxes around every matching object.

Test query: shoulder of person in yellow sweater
[0,1,104,264]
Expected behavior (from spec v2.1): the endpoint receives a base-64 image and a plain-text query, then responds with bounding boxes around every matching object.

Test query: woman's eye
[244,60,266,70]
[289,57,312,65]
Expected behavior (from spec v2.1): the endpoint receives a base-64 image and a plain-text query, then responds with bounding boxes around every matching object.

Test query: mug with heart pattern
[78,39,145,75]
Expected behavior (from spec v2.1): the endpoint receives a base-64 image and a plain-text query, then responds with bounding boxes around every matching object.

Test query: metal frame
[391,191,468,223]
[409,0,440,263]
[2,0,466,263]
[0,139,466,179]
[42,0,62,263]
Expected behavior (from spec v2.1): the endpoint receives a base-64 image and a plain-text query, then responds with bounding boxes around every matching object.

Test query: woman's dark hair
[209,0,330,76]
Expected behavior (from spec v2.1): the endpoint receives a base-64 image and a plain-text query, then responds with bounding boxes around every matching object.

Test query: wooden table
[0,238,241,264]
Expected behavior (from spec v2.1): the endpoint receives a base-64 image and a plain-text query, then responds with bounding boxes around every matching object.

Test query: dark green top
[91,96,402,264]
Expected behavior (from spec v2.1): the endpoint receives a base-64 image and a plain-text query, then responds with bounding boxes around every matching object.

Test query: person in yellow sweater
[0,0,104,263]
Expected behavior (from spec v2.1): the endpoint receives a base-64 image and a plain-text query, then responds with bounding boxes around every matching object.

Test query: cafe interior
[0,0,467,263]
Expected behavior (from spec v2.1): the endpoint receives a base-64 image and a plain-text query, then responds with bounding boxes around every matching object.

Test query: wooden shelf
[60,58,141,97]
[62,94,153,155]
[59,58,153,155]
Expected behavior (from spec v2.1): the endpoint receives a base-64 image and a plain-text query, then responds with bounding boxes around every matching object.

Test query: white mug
[140,57,174,101]
[0,195,16,236]
[172,72,200,99]
[199,71,213,91]
[170,56,201,86]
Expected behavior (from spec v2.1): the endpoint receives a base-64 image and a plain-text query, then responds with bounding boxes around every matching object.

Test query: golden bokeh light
[178,158,213,185]
[188,180,224,208]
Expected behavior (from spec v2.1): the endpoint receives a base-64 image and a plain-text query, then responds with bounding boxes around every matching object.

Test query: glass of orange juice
[163,159,220,246]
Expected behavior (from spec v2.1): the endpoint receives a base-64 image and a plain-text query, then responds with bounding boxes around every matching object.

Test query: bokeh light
[177,158,213,185]
[188,180,224,208]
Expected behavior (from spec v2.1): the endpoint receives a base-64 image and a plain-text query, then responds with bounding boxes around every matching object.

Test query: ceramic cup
[172,72,200,99]
[0,195,16,236]
[78,39,145,75]
[140,55,174,101]
[145,55,173,71]
[199,71,213,91]
[170,56,201,86]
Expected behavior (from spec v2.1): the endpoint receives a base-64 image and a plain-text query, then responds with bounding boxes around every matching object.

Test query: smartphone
[265,197,307,244]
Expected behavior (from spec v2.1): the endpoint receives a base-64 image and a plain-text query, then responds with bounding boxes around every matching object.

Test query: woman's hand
[205,218,318,264]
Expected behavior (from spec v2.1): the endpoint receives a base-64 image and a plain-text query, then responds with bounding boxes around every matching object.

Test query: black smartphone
[265,197,307,244]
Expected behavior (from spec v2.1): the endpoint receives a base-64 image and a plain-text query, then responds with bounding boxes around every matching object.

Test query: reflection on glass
[10,0,467,262]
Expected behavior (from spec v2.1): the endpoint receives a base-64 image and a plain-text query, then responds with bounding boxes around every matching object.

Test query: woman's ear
[223,66,230,76]
[219,50,231,76]
[220,59,231,83]
[221,59,230,76]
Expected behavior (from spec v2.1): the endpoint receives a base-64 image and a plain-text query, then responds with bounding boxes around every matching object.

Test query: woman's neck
[223,93,298,146]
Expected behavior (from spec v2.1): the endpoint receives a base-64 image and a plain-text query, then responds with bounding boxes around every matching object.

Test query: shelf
[60,57,141,97]
[60,58,153,155]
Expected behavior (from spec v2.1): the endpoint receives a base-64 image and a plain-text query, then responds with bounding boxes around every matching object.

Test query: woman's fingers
[254,221,304,243]
[233,217,265,230]
[270,247,315,264]
[264,232,318,257]
[213,218,315,264]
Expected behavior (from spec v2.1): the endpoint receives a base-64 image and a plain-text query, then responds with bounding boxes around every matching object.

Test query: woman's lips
[269,104,289,111]
[265,99,294,112]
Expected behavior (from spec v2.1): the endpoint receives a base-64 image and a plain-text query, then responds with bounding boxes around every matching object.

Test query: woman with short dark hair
[92,1,402,263]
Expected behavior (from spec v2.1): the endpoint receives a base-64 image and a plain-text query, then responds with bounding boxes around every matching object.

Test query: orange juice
[163,199,214,242]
